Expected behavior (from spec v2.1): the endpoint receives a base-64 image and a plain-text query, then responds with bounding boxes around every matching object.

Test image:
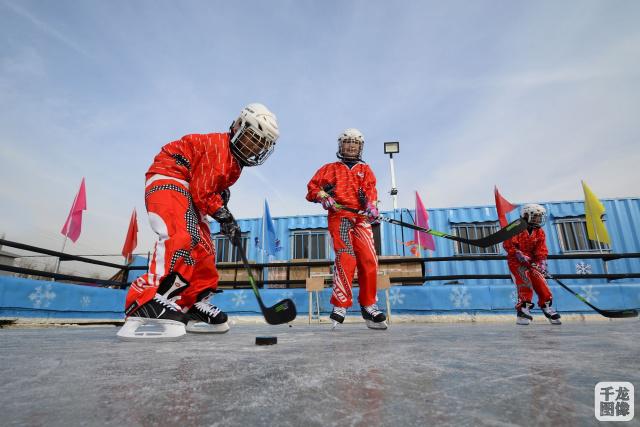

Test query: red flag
[414,192,436,251]
[60,178,87,243]
[122,209,138,263]
[494,186,516,227]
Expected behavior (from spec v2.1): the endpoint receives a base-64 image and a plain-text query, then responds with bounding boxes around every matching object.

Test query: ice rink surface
[1,319,638,426]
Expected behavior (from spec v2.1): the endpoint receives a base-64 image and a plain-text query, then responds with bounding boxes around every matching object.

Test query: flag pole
[593,221,602,252]
[593,214,607,273]
[594,215,609,274]
[54,186,84,280]
[54,235,68,276]
[56,184,81,276]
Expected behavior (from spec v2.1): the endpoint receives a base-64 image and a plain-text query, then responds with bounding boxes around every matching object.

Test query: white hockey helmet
[229,103,279,166]
[521,203,546,228]
[337,128,364,161]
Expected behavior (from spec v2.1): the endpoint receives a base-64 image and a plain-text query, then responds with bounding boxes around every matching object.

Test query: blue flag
[263,199,280,256]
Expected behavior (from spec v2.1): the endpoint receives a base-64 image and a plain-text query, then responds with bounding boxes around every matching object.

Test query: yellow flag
[581,180,610,244]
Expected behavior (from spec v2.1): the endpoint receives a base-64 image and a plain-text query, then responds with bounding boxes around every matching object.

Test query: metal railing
[1,238,639,289]
[0,238,139,287]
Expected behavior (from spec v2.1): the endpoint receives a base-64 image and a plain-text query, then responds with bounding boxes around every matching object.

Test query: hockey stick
[334,204,527,248]
[533,267,638,319]
[231,235,297,324]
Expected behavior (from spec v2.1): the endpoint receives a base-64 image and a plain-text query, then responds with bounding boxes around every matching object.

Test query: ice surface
[1,320,638,426]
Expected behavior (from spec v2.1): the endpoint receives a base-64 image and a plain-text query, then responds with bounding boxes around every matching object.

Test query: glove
[514,250,531,266]
[364,202,379,224]
[212,206,241,241]
[317,190,336,211]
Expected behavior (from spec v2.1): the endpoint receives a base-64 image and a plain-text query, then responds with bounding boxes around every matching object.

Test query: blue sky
[1,0,639,260]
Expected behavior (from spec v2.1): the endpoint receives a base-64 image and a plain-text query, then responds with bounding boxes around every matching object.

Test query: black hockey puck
[255,336,277,346]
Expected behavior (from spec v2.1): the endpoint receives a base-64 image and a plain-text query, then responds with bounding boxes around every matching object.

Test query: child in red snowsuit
[306,128,387,330]
[118,103,279,340]
[503,204,561,325]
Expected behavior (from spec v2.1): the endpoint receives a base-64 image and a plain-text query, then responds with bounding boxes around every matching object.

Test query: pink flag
[494,185,516,227]
[414,191,435,251]
[122,209,138,263]
[60,178,87,243]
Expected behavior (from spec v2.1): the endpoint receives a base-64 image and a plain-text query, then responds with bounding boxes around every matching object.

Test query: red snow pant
[509,262,552,309]
[329,215,379,308]
[124,178,218,312]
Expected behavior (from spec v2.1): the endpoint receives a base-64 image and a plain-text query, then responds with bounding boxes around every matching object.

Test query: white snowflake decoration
[389,288,405,305]
[579,285,600,303]
[450,286,471,308]
[576,262,592,275]
[28,285,56,308]
[232,290,247,307]
[80,296,91,308]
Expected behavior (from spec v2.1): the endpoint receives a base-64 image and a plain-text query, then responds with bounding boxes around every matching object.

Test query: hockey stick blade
[233,236,297,325]
[248,276,297,325]
[546,274,638,318]
[335,204,526,248]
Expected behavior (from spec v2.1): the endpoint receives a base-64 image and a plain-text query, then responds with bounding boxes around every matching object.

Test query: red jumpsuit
[503,228,552,309]
[306,161,379,308]
[125,133,242,311]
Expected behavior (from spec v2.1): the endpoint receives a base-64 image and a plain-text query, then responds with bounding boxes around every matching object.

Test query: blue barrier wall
[2,276,639,320]
[0,276,126,320]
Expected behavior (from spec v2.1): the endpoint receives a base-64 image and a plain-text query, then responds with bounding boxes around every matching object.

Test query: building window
[213,233,249,263]
[291,229,329,260]
[451,222,501,255]
[555,217,610,253]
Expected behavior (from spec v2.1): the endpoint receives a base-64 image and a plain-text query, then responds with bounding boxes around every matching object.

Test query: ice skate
[186,289,230,333]
[117,273,189,341]
[330,306,347,330]
[361,304,387,330]
[541,300,562,325]
[516,302,533,326]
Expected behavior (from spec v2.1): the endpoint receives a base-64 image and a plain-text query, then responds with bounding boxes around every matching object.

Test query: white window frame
[290,229,330,260]
[555,217,610,253]
[213,233,249,263]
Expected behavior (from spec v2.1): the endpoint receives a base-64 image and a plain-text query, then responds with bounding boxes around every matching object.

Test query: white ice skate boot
[330,306,347,330]
[516,302,534,326]
[186,289,230,333]
[117,273,189,341]
[361,304,388,330]
[541,300,562,325]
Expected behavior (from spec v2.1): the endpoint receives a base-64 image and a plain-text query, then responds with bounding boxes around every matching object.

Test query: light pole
[384,141,400,255]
